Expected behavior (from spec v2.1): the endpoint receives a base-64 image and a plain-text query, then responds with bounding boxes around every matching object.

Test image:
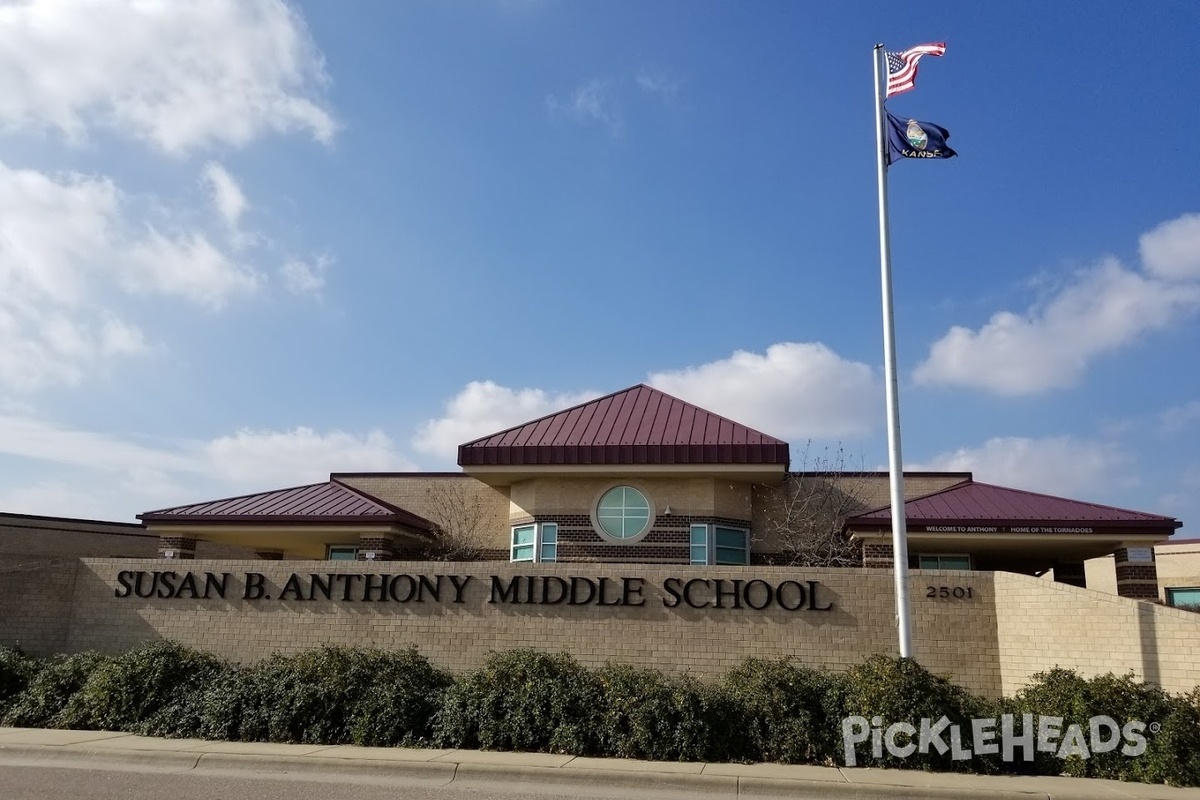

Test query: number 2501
[926,585,973,599]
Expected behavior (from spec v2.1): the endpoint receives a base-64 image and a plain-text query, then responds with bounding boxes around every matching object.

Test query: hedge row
[1,642,1196,786]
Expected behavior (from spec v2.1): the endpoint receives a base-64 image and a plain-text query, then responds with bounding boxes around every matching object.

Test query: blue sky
[0,1,1198,537]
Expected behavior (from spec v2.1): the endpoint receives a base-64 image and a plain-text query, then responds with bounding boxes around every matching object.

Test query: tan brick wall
[4,558,999,695]
[332,474,971,564]
[750,473,965,555]
[507,477,752,521]
[1155,542,1200,601]
[4,558,1197,698]
[714,479,754,520]
[1083,543,1200,602]
[335,475,511,554]
[0,556,80,652]
[850,473,969,513]
[0,517,250,559]
[993,571,1200,696]
[1084,555,1118,594]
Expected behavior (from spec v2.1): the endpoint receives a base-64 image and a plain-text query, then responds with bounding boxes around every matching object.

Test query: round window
[595,485,652,540]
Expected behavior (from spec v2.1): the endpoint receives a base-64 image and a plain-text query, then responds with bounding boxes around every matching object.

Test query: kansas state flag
[886,111,957,165]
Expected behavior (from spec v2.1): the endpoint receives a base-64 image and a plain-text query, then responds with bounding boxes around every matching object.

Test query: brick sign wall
[3,557,1198,697]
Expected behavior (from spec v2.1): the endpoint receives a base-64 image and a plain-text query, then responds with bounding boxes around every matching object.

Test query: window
[511,523,558,563]
[1166,587,1200,609]
[690,524,749,565]
[595,486,652,541]
[919,554,971,570]
[327,546,358,561]
[540,523,557,562]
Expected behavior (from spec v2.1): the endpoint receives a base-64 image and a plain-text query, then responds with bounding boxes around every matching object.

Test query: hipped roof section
[138,479,433,531]
[848,480,1181,531]
[458,384,790,467]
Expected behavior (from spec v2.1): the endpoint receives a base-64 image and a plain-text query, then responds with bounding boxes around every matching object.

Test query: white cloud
[1153,467,1200,531]
[648,342,878,440]
[0,413,413,519]
[201,162,248,229]
[123,228,260,309]
[547,79,622,135]
[204,427,412,488]
[0,480,126,522]
[0,163,143,389]
[0,162,119,307]
[0,164,252,391]
[0,159,267,392]
[635,69,680,101]
[415,345,878,465]
[915,213,1200,395]
[1140,213,1200,282]
[1159,400,1200,434]
[280,256,329,297]
[909,436,1129,500]
[0,414,193,474]
[0,0,336,155]
[413,381,600,462]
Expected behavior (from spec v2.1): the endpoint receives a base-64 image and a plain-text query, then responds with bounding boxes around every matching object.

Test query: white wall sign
[1126,547,1154,563]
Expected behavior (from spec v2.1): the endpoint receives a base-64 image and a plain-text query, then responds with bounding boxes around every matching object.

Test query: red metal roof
[138,480,432,531]
[848,480,1181,530]
[457,384,790,467]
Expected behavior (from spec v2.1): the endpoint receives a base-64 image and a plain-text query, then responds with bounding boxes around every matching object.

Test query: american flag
[885,43,946,98]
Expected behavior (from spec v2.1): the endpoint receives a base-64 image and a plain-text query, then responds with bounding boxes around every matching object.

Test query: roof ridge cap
[328,476,408,514]
[853,478,974,517]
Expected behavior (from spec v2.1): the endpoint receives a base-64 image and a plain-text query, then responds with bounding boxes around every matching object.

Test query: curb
[456,762,739,799]
[736,776,1049,800]
[0,743,202,772]
[0,740,1183,800]
[194,751,458,787]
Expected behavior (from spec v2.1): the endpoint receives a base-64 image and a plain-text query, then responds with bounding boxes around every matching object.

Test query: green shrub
[1135,686,1200,787]
[1081,672,1171,781]
[1012,667,1091,777]
[199,645,450,747]
[0,647,36,714]
[5,641,1197,788]
[1018,670,1198,787]
[840,655,986,772]
[348,648,453,746]
[594,663,739,762]
[58,640,228,737]
[2,652,110,728]
[434,649,601,754]
[721,658,846,765]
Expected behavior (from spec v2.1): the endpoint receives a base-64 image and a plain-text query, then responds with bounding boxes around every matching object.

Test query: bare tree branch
[754,442,869,567]
[420,480,490,561]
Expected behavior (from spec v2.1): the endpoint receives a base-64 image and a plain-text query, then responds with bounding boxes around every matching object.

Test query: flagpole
[873,43,914,660]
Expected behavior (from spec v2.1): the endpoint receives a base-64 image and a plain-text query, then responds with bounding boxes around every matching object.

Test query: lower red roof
[138,480,433,531]
[849,480,1180,530]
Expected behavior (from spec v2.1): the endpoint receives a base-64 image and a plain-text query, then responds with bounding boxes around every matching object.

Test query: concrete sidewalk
[0,727,1196,800]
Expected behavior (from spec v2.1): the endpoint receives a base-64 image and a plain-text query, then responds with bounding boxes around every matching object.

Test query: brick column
[357,534,396,562]
[254,549,285,560]
[157,536,196,559]
[862,542,894,568]
[1053,561,1087,588]
[1113,545,1159,600]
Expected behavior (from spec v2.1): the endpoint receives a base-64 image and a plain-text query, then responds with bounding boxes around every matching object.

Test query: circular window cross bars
[595,485,652,541]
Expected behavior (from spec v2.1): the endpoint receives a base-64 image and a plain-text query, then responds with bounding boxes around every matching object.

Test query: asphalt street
[3,728,1198,800]
[0,763,618,800]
